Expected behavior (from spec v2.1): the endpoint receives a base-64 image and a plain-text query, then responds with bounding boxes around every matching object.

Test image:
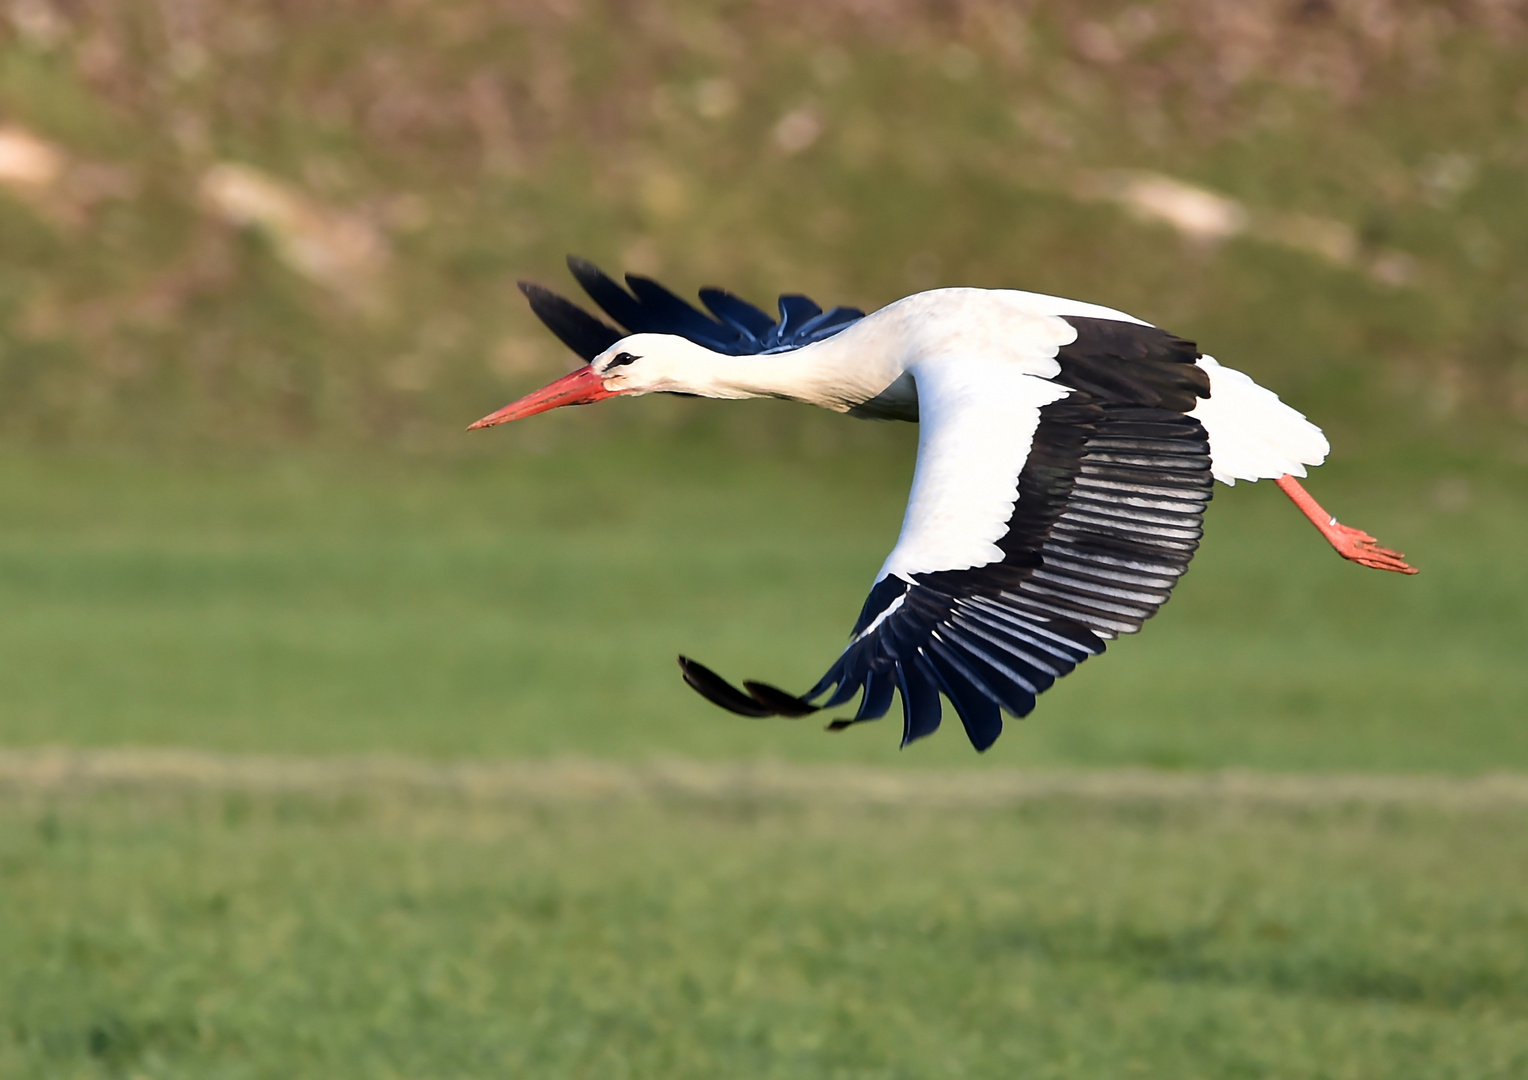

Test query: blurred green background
[3,2,1527,1076]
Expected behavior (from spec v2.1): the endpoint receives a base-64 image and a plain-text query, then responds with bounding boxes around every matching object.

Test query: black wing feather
[699,288,776,337]
[854,665,897,721]
[741,680,819,718]
[566,256,652,332]
[625,275,746,350]
[517,282,623,362]
[896,658,945,747]
[520,257,865,359]
[924,644,1005,751]
[677,656,774,718]
[1053,319,1208,411]
[773,295,823,340]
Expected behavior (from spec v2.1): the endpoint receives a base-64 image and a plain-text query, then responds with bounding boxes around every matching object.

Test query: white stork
[470,258,1415,751]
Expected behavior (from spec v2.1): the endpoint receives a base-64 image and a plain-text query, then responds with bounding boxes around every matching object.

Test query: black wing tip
[742,680,819,718]
[678,655,772,718]
[677,655,816,720]
[516,278,624,361]
[564,255,629,298]
[553,256,861,354]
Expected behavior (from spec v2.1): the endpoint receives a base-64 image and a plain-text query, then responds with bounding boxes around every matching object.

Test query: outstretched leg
[1275,475,1417,574]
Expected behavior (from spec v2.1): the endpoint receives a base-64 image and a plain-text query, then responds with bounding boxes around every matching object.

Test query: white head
[587,334,726,397]
[467,333,727,430]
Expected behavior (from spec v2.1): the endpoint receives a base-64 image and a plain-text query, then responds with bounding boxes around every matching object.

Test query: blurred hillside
[0,0,1525,459]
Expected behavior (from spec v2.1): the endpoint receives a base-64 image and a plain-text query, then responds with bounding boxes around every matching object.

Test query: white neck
[613,287,1143,411]
[618,321,909,412]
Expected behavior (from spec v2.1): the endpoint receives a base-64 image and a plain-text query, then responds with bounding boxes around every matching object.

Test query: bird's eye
[606,351,640,369]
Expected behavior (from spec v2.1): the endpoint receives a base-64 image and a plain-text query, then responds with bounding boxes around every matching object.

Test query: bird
[470,257,1416,752]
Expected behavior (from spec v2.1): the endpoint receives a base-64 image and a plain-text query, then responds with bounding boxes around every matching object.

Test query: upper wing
[683,318,1216,751]
[519,256,866,361]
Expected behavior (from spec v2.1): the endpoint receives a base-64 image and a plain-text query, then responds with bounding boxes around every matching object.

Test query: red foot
[1276,474,1418,575]
[1319,521,1418,574]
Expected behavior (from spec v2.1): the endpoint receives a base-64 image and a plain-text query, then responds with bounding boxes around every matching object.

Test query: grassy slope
[2,785,1525,1079]
[1,433,1521,772]
[2,1,1526,455]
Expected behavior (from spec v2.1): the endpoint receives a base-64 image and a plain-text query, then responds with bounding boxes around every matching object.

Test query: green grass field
[4,409,1526,1080]
[4,437,1523,1076]
[1,435,1523,771]
[3,419,1523,1077]
[3,771,1526,1079]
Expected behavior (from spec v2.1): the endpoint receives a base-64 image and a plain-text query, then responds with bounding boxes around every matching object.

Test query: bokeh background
[2,1,1527,1076]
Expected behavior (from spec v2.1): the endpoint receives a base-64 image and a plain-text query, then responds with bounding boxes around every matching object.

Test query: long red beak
[467,365,618,430]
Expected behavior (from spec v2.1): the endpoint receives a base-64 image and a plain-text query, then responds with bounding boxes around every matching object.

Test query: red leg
[1275,475,1417,574]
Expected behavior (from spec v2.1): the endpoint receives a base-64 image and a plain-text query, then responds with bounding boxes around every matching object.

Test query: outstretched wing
[684,318,1215,751]
[519,256,866,361]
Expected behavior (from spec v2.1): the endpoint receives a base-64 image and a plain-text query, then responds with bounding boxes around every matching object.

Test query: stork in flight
[471,258,1415,751]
